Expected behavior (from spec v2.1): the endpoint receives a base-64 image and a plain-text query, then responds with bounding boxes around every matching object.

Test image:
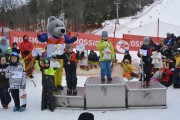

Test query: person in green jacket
[97,31,115,82]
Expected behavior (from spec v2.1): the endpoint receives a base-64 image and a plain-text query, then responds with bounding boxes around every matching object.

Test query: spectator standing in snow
[5,52,26,112]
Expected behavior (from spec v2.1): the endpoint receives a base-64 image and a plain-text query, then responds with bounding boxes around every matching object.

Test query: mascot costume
[37,15,78,90]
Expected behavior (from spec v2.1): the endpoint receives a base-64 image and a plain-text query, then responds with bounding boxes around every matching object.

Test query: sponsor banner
[70,32,123,53]
[123,34,164,51]
[9,31,47,48]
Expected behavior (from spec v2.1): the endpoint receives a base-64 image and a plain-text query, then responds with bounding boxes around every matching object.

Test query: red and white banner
[9,31,47,48]
[123,34,164,51]
[8,31,164,53]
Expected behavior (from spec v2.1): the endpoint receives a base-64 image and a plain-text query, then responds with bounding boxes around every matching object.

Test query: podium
[85,77,126,109]
[126,81,167,108]
[54,87,85,109]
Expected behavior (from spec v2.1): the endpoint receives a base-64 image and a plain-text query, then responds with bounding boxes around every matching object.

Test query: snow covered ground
[93,0,180,38]
[1,0,180,119]
[0,66,180,120]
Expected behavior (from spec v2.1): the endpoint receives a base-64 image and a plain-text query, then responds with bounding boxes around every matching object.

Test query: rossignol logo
[116,40,130,53]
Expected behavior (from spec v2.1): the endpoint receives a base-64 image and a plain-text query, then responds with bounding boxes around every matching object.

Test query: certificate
[139,49,147,56]
[12,71,23,78]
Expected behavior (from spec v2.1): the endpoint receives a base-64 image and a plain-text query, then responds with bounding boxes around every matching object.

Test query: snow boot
[73,88,77,96]
[67,88,72,95]
[53,86,58,91]
[101,78,105,83]
[57,85,64,90]
[29,75,34,78]
[13,106,19,112]
[19,107,26,112]
[107,77,112,81]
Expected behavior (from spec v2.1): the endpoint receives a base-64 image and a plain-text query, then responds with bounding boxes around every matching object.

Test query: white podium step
[54,87,85,108]
[85,77,126,109]
[126,81,167,108]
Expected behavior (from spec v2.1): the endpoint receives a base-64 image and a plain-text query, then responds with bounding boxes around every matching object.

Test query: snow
[1,0,180,119]
[93,0,180,38]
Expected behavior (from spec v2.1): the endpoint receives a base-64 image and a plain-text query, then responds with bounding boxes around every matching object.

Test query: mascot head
[47,16,66,38]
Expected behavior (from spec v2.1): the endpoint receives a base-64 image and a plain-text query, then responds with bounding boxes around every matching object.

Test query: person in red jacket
[19,35,34,78]
[159,61,174,87]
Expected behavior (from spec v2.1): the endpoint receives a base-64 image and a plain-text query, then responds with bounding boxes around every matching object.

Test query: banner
[123,34,164,51]
[9,31,47,48]
[70,32,123,53]
[9,31,164,53]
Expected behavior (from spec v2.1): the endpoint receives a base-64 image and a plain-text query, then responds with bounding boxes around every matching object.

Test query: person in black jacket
[11,43,20,54]
[0,56,11,109]
[138,37,153,86]
[57,44,79,95]
[122,50,132,64]
[88,50,99,69]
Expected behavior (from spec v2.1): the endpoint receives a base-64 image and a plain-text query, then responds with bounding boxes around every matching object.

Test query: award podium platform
[53,77,167,110]
[126,81,167,109]
[54,87,85,109]
[85,77,126,109]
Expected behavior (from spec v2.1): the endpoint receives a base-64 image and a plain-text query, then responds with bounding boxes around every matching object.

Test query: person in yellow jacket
[97,31,115,82]
[121,59,134,80]
[38,59,58,112]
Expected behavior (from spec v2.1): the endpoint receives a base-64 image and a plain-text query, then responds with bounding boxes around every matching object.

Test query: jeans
[100,61,112,79]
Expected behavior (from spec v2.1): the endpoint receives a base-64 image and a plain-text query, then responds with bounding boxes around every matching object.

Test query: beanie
[78,112,94,120]
[144,36,150,42]
[102,31,108,37]
[65,44,73,50]
[125,49,129,54]
[1,37,7,41]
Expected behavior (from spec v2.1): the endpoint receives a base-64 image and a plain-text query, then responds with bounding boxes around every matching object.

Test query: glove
[161,72,167,78]
[23,50,30,55]
[53,68,58,70]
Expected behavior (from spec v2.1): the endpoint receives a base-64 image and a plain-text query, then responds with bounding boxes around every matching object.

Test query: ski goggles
[11,52,19,56]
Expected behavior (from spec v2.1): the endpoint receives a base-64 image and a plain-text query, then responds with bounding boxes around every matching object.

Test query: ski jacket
[97,39,115,61]
[5,63,26,89]
[19,40,33,59]
[57,51,78,71]
[159,68,173,83]
[88,52,99,62]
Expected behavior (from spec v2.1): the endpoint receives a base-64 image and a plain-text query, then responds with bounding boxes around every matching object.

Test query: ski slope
[93,0,180,38]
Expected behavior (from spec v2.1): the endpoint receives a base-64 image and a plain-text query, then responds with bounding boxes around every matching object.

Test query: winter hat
[143,36,150,42]
[166,32,171,37]
[102,31,108,37]
[1,37,7,42]
[65,44,73,50]
[78,112,94,120]
[125,49,129,54]
[90,50,94,54]
[12,42,17,47]
[51,54,57,59]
